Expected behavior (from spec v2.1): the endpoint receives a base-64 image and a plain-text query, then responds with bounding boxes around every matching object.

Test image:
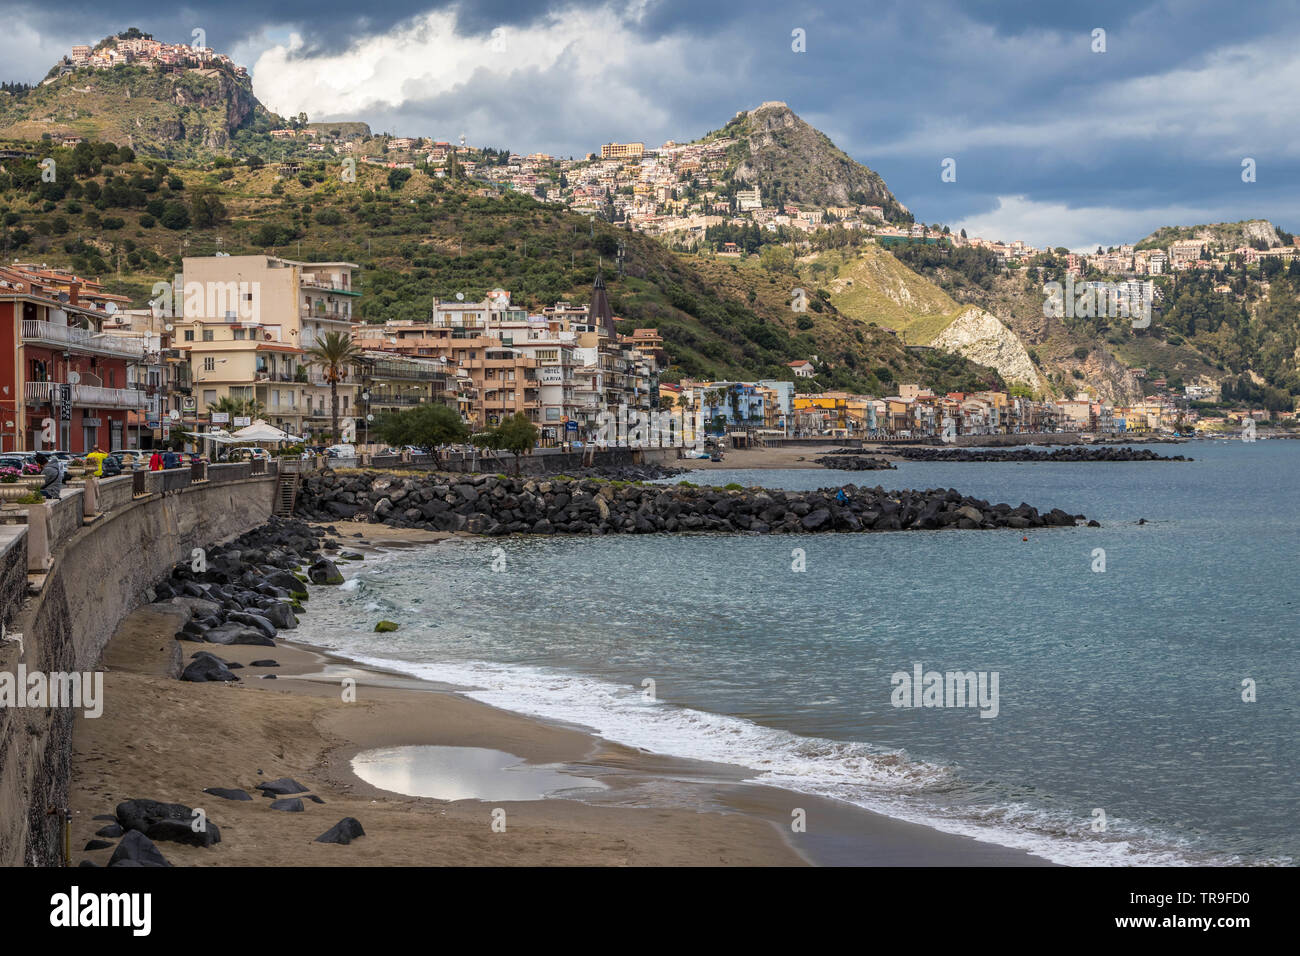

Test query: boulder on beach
[116,798,221,847]
[261,601,297,630]
[83,839,113,851]
[308,557,345,585]
[271,798,305,812]
[202,623,276,647]
[315,817,365,845]
[374,620,399,633]
[225,611,277,639]
[107,830,172,867]
[255,777,310,796]
[181,654,239,682]
[203,787,253,801]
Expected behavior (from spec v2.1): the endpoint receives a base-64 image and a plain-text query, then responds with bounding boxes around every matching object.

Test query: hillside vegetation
[0,141,1004,396]
[0,65,271,158]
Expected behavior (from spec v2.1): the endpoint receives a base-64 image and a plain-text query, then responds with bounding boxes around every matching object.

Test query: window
[184,329,195,341]
[202,329,214,342]
[203,389,216,405]
[234,329,246,340]
[203,357,215,372]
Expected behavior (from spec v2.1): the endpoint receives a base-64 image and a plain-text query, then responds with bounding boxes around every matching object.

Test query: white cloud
[246,3,711,149]
[0,16,85,82]
[951,194,1300,251]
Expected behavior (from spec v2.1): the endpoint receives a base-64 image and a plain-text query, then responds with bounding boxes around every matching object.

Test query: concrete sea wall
[0,465,277,866]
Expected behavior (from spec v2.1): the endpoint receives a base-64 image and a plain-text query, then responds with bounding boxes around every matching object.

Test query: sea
[289,438,1299,866]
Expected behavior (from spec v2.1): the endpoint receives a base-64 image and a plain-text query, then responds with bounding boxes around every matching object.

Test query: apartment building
[179,255,361,438]
[600,142,645,160]
[0,263,146,453]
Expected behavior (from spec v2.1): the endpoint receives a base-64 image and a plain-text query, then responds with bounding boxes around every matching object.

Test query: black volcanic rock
[315,817,365,844]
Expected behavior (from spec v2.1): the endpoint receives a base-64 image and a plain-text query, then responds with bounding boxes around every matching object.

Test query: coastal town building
[0,263,144,453]
[177,255,362,439]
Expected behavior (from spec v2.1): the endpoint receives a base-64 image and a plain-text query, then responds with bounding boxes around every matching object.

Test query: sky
[4,0,1298,251]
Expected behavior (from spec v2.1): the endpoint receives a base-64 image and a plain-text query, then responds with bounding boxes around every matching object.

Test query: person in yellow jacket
[84,445,109,477]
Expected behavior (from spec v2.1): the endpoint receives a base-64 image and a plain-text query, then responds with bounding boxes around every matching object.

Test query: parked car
[326,444,357,458]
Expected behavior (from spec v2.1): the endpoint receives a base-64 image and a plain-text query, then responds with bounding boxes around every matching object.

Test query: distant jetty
[814,455,896,471]
[297,471,1094,534]
[872,446,1192,463]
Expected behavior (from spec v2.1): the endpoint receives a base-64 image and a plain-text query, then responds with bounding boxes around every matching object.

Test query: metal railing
[21,319,149,360]
[23,381,149,409]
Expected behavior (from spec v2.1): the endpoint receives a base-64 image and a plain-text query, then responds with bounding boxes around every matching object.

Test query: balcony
[367,394,428,407]
[300,277,359,295]
[21,319,148,360]
[24,381,149,409]
[300,310,353,322]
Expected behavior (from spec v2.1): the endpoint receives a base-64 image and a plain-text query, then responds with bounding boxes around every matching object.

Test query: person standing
[85,445,109,477]
[149,449,163,471]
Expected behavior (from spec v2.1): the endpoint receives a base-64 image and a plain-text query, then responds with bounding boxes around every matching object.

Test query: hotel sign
[59,384,72,420]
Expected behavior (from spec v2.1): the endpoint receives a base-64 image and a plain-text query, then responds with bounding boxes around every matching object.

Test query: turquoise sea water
[292,439,1299,865]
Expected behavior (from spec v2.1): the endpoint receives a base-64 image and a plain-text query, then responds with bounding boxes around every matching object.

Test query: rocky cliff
[931,307,1041,389]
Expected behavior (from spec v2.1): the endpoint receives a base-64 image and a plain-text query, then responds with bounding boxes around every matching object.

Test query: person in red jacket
[149,450,163,471]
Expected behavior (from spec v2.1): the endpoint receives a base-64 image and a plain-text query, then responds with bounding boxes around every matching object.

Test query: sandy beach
[679,444,837,470]
[69,524,1053,867]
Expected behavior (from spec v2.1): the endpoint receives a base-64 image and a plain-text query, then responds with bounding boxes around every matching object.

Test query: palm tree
[207,395,265,420]
[307,331,362,444]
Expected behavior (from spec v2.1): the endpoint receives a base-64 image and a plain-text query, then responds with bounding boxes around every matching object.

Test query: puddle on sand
[351,745,609,801]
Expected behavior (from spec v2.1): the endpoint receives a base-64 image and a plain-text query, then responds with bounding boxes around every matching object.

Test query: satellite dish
[164,323,174,332]
[169,410,181,421]
[57,292,70,303]
[456,292,465,301]
[361,391,370,400]
[366,414,374,422]
[67,371,81,385]
[106,302,118,314]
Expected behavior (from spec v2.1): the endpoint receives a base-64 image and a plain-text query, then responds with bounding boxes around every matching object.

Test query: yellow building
[179,255,361,438]
[601,142,645,160]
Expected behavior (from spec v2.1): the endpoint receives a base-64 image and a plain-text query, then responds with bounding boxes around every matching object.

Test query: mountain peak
[712,102,908,218]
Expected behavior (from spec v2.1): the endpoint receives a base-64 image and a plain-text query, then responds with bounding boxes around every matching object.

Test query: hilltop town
[51,29,247,80]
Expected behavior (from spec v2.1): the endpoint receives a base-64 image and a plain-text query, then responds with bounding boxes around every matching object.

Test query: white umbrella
[229,420,304,444]
[183,428,239,444]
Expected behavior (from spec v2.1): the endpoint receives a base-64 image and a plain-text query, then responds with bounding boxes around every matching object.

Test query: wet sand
[69,525,1054,867]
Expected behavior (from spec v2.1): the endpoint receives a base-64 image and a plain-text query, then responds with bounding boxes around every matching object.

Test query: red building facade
[0,264,144,453]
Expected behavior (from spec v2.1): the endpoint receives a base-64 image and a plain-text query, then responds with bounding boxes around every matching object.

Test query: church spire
[590,270,617,339]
